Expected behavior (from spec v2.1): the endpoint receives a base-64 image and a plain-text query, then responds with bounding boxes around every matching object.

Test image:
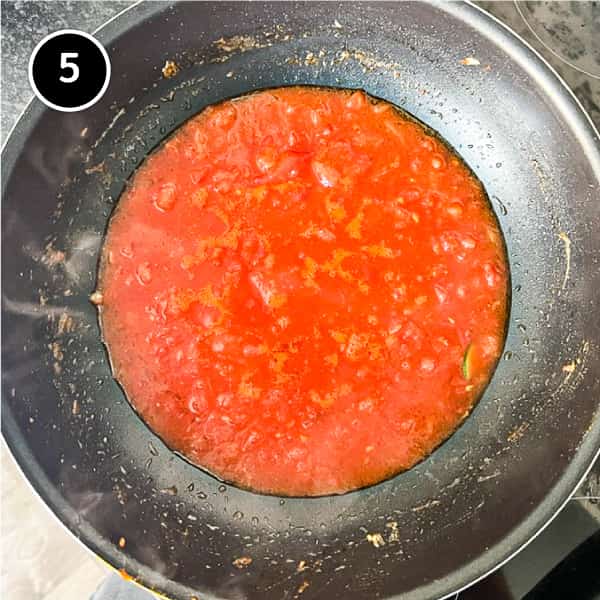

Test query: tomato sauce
[97,87,508,496]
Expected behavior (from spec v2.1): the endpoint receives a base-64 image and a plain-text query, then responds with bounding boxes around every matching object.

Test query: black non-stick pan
[2,2,600,599]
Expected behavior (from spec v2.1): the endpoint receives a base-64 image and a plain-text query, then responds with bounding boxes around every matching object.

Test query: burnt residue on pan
[2,3,600,600]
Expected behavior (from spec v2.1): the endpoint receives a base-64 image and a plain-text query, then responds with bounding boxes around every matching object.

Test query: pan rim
[2,2,599,600]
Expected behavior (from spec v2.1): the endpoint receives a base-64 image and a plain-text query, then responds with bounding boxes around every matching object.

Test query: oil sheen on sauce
[97,87,508,496]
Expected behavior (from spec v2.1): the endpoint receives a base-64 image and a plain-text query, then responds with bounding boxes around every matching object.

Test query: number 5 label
[29,29,110,112]
[59,52,80,83]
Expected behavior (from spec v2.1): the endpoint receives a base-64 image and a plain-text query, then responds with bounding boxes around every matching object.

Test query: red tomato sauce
[97,87,508,496]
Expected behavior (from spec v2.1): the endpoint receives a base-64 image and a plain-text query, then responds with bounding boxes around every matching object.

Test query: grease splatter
[558,231,571,290]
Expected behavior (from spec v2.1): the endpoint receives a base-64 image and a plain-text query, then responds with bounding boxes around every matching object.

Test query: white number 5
[59,52,79,83]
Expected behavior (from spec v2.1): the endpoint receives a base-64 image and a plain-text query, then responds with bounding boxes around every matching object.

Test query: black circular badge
[28,29,111,112]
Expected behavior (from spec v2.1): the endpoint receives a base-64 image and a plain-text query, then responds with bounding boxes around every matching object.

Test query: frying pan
[2,2,600,599]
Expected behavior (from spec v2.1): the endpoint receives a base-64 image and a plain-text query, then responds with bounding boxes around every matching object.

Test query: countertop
[1,2,599,600]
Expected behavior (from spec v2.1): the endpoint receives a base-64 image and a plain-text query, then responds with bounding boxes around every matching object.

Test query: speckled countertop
[1,2,599,600]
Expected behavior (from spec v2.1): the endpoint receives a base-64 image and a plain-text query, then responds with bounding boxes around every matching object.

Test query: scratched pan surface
[2,2,600,599]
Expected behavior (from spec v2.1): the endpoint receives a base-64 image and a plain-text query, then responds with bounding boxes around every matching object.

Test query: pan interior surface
[2,2,599,600]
